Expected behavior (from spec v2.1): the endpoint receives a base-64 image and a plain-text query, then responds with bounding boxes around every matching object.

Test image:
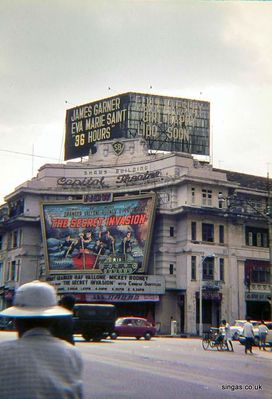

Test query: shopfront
[196,291,222,333]
[245,292,271,320]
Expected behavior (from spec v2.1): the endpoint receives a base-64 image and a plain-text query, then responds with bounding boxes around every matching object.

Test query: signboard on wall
[47,274,165,295]
[245,292,270,302]
[65,92,210,160]
[41,194,156,275]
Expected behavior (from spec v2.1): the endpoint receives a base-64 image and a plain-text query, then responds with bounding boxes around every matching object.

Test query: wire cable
[0,148,59,161]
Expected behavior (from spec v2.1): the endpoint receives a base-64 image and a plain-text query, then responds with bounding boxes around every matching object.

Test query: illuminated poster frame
[65,92,210,160]
[41,194,156,275]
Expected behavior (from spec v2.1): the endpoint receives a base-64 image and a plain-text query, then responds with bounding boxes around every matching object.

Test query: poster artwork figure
[73,231,97,270]
[76,231,94,258]
[60,234,77,257]
[123,231,133,258]
[94,238,105,256]
[102,230,115,254]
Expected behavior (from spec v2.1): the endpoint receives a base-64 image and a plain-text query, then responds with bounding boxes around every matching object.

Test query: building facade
[0,138,271,334]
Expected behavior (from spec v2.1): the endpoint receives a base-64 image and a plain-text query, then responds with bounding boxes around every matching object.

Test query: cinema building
[0,92,271,335]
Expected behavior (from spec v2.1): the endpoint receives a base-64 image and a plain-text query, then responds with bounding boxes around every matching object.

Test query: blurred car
[253,321,272,347]
[73,304,116,341]
[0,316,15,331]
[230,320,259,340]
[265,323,272,347]
[110,317,156,340]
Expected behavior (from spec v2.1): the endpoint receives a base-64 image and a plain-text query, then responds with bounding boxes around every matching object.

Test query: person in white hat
[0,280,83,399]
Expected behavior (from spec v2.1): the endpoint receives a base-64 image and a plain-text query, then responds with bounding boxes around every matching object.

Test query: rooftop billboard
[65,92,210,160]
[41,194,156,275]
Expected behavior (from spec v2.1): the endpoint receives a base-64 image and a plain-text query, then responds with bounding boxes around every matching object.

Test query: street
[0,332,271,399]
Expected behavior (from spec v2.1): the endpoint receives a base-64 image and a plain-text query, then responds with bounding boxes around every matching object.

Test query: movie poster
[41,194,156,274]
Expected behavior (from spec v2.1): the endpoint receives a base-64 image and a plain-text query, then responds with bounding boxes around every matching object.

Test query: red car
[110,317,156,340]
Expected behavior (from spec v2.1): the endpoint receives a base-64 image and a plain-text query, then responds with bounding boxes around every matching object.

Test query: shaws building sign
[65,92,210,160]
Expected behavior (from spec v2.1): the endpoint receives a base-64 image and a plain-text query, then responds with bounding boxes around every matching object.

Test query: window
[219,225,224,244]
[251,267,270,283]
[202,223,214,242]
[245,227,268,248]
[7,260,20,282]
[8,229,22,249]
[203,258,214,280]
[219,258,224,281]
[191,222,197,241]
[170,226,175,237]
[8,198,24,217]
[0,262,3,284]
[218,192,223,209]
[169,264,174,275]
[202,189,212,206]
[246,261,270,284]
[191,187,195,204]
[256,233,262,247]
[191,256,196,280]
[248,232,253,246]
[263,234,268,247]
[13,230,18,248]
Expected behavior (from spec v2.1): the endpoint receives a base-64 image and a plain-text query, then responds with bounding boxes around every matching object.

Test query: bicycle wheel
[202,338,210,350]
[210,341,216,349]
[217,341,228,351]
[221,341,229,351]
[216,342,223,351]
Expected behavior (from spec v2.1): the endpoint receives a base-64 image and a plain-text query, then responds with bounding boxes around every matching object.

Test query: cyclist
[214,320,225,345]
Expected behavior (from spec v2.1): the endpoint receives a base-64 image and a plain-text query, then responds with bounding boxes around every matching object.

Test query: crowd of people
[214,317,271,354]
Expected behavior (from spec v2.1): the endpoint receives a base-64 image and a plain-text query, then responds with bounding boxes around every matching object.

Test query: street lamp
[199,254,215,337]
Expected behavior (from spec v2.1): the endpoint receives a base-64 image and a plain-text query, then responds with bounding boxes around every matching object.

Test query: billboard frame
[40,193,157,276]
[65,92,210,161]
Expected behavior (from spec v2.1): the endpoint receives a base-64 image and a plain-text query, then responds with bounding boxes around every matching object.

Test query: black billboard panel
[65,92,210,160]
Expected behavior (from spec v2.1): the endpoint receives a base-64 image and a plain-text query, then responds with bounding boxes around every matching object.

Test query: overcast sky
[1,0,272,204]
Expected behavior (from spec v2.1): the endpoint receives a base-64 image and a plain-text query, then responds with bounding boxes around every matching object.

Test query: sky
[0,0,272,205]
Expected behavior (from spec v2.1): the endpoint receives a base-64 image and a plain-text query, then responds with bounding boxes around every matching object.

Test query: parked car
[110,317,156,340]
[73,303,116,341]
[0,316,15,331]
[230,320,259,340]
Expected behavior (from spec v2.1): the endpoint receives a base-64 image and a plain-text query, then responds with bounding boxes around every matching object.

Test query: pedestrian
[51,294,76,345]
[0,280,83,399]
[242,317,254,354]
[258,320,268,351]
[222,320,234,351]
